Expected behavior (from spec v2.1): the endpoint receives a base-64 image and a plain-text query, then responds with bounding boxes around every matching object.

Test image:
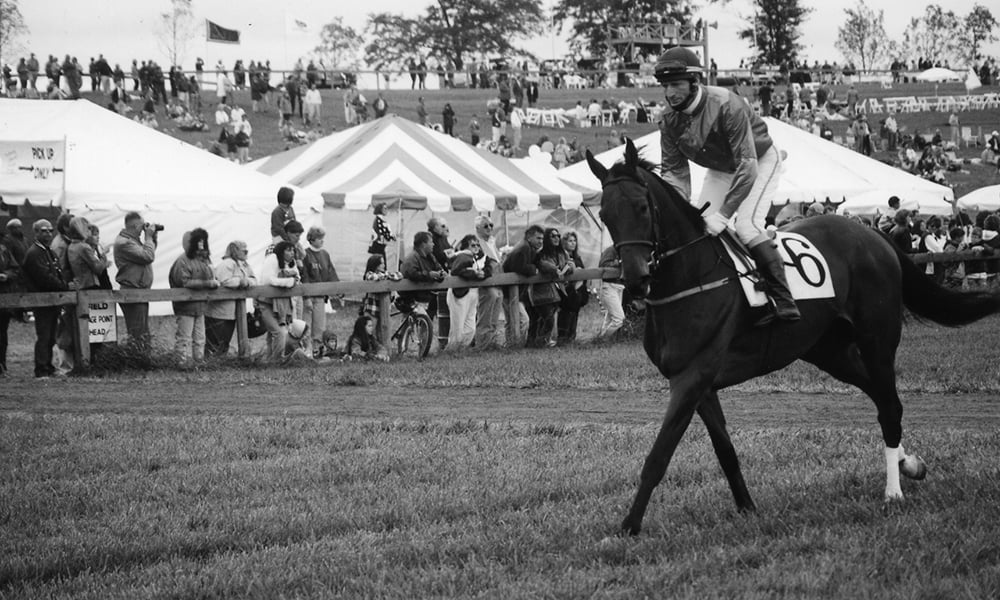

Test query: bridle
[604,173,709,273]
[602,170,736,306]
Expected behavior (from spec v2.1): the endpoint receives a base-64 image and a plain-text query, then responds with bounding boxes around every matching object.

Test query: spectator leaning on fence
[21,220,68,378]
[473,216,503,349]
[258,240,300,362]
[301,226,340,358]
[0,229,22,377]
[113,211,158,344]
[446,234,490,350]
[501,224,544,347]
[169,228,219,364]
[205,240,256,357]
[399,231,446,313]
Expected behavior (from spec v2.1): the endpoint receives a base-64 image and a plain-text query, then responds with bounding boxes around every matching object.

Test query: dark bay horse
[588,139,1000,536]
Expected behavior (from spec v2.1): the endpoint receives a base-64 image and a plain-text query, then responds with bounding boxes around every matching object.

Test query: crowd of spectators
[4,184,1000,376]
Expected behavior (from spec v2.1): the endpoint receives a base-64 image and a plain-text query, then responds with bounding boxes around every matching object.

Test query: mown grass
[1,417,998,599]
[2,312,999,598]
[9,311,994,394]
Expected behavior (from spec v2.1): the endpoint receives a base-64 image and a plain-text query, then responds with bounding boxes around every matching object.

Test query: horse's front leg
[621,371,711,536]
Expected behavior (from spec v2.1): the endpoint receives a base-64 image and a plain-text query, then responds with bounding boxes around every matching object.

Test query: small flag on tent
[965,67,982,92]
[286,15,309,35]
[206,19,240,44]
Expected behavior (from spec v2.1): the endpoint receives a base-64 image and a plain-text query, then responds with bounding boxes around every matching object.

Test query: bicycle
[389,296,433,359]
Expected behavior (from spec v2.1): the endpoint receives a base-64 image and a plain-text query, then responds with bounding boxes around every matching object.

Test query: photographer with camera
[113,211,160,344]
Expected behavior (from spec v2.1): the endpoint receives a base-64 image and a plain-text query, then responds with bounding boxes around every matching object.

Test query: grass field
[2,315,1000,598]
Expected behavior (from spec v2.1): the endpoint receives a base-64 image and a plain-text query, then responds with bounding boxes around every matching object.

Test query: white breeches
[697,145,782,248]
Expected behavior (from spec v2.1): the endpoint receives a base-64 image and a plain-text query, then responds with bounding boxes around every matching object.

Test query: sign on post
[0,140,66,204]
[88,301,117,343]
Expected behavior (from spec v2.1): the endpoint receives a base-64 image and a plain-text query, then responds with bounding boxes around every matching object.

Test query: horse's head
[589,138,706,300]
[589,139,657,299]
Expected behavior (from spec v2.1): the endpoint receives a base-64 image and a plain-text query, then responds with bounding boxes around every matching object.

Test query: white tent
[251,115,603,277]
[558,116,955,209]
[0,99,323,311]
[915,68,962,82]
[956,185,1000,212]
[835,190,953,216]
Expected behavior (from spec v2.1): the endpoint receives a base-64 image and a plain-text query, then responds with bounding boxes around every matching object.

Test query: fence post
[235,298,249,358]
[377,292,391,348]
[74,291,91,370]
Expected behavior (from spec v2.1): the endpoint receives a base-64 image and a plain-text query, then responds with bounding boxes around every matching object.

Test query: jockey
[655,47,800,324]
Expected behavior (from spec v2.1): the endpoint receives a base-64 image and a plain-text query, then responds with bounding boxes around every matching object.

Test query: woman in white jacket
[258,240,299,361]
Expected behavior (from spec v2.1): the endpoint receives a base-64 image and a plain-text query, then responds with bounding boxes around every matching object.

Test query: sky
[11,0,1000,71]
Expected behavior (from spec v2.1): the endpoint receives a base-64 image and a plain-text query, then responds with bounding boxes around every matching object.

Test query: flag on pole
[965,67,982,92]
[206,20,240,44]
[286,15,309,35]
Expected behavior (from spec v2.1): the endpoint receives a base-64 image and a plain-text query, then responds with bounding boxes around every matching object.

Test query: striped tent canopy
[252,115,600,212]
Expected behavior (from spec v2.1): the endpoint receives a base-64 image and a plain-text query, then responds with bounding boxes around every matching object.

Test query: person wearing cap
[654,46,799,325]
[4,219,27,266]
[113,211,158,343]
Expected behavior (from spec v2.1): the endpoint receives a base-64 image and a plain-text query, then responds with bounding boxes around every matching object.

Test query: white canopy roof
[0,99,323,307]
[956,185,1000,212]
[558,116,954,208]
[251,115,600,212]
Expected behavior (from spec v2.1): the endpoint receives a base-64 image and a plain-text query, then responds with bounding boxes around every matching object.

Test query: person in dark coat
[21,220,69,377]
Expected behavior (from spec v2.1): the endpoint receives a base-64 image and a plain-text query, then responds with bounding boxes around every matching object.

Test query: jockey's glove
[704,213,731,236]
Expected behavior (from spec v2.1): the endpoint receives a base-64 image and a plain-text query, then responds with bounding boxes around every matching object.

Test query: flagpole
[283,9,288,70]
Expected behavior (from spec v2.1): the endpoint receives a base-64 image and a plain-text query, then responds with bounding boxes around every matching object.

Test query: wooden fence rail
[0,268,618,368]
[2,251,997,370]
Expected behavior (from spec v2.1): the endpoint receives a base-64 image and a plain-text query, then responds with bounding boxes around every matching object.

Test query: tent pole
[397,202,404,270]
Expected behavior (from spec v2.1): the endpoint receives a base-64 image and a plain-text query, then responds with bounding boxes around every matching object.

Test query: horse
[588,139,1000,536]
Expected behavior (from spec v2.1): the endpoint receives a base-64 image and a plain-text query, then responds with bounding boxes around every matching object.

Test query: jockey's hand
[704,213,731,236]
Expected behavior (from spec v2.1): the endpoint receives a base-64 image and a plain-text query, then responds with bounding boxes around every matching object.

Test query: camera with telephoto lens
[152,223,165,232]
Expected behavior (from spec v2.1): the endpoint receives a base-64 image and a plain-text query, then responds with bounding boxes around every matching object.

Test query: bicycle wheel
[397,314,432,359]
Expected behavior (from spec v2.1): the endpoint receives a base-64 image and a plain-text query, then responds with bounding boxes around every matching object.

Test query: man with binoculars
[113,211,160,343]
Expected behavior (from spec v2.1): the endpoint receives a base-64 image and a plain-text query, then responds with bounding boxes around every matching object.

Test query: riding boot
[750,242,801,326]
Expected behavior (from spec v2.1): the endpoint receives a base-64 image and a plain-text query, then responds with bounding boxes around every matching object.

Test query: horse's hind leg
[805,334,927,501]
[697,391,755,513]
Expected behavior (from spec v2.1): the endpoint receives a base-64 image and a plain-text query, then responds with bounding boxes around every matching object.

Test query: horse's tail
[893,241,1000,326]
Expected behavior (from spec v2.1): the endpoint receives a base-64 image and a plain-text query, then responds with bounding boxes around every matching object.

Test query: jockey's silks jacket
[659,85,774,219]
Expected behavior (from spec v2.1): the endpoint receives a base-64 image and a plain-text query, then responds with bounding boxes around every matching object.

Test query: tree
[835,2,896,72]
[314,17,364,69]
[0,0,29,69]
[737,0,812,66]
[363,0,546,72]
[552,0,697,59]
[155,0,198,67]
[900,4,961,67]
[959,5,997,63]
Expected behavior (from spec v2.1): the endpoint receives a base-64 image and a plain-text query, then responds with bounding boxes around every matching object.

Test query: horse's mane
[607,146,706,230]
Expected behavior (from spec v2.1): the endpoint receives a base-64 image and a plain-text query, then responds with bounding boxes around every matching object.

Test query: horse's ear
[623,138,639,168]
[585,150,607,182]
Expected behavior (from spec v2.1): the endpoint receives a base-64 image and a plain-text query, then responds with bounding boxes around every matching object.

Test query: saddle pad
[725,232,836,308]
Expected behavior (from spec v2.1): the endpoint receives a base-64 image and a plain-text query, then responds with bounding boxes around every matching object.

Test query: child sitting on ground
[345,315,389,362]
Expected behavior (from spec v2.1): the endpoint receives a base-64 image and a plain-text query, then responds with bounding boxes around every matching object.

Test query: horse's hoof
[620,519,641,537]
[900,455,927,480]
